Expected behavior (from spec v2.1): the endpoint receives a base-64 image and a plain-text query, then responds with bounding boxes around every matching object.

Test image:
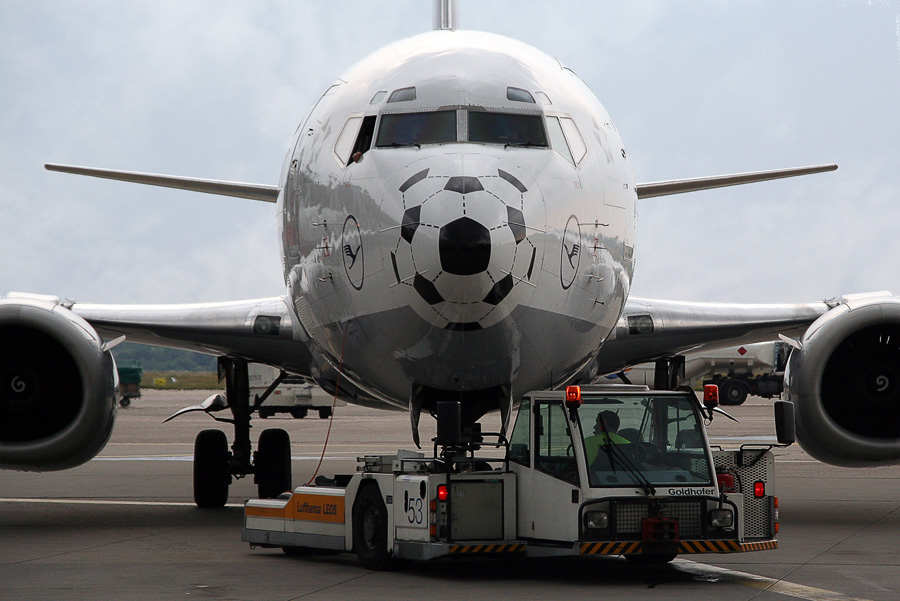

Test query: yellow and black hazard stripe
[580,541,641,555]
[737,540,778,552]
[449,543,526,554]
[680,539,778,554]
[579,539,778,556]
[680,540,741,553]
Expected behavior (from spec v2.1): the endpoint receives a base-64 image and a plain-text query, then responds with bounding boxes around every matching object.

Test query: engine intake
[785,295,900,466]
[0,297,117,470]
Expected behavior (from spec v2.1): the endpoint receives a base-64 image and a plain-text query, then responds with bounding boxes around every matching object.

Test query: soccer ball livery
[387,159,543,331]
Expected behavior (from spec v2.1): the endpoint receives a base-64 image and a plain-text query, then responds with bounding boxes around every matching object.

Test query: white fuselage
[279,30,636,409]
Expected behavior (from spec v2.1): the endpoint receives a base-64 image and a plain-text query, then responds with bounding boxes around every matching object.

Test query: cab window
[581,395,713,488]
[375,111,457,147]
[535,402,579,485]
[508,399,530,466]
[468,112,547,147]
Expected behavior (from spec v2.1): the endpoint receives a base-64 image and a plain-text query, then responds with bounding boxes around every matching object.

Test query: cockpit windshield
[375,111,456,147]
[374,109,549,149]
[468,112,547,146]
[580,394,713,488]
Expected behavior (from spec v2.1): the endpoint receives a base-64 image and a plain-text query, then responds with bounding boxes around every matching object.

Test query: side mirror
[774,400,795,446]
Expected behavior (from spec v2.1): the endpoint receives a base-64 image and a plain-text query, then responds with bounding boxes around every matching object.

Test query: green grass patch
[141,371,219,390]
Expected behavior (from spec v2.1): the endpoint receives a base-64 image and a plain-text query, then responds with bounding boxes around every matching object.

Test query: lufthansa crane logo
[560,215,581,290]
[341,215,364,290]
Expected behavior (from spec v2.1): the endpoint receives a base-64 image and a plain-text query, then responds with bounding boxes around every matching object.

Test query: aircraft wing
[635,164,837,199]
[592,295,840,375]
[64,295,316,376]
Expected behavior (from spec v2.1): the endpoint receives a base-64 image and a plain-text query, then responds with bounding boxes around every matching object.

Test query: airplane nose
[383,154,545,331]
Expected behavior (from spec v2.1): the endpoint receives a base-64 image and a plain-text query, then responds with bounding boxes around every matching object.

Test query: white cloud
[1,0,898,308]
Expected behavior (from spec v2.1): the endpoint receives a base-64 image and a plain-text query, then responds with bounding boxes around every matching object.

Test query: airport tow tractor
[243,385,791,568]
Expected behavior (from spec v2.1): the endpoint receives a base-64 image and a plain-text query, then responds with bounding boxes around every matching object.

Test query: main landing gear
[192,357,292,508]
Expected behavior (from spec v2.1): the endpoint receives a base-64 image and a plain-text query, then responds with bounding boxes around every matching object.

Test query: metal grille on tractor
[613,499,704,538]
[714,449,774,539]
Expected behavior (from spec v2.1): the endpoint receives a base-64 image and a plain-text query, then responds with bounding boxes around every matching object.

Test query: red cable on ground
[304,326,346,485]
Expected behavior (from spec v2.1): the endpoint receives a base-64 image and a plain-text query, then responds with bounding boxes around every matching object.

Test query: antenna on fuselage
[433,0,458,30]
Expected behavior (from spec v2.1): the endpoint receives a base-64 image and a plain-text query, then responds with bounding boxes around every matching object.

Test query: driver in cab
[584,410,630,465]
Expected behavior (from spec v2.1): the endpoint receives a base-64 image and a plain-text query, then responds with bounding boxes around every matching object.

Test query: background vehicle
[115,365,143,408]
[249,363,344,419]
[609,341,789,405]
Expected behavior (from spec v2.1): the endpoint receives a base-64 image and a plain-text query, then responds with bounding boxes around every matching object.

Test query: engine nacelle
[0,296,117,470]
[785,295,900,467]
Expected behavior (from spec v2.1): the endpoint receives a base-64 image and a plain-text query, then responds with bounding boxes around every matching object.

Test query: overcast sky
[2,1,899,306]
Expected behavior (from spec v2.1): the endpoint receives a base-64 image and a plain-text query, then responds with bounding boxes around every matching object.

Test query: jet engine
[784,294,900,466]
[0,296,117,470]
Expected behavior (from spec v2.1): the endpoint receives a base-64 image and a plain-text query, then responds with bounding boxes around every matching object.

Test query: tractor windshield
[580,393,714,489]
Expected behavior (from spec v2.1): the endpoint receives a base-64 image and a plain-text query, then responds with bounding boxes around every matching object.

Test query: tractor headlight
[584,510,609,530]
[708,508,734,528]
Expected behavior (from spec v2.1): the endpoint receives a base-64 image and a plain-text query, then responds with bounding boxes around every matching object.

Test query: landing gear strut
[192,357,293,507]
[653,355,686,391]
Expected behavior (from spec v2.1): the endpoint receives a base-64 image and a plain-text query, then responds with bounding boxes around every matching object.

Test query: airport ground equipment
[243,385,786,568]
[610,342,789,405]
[701,342,790,405]
[115,365,142,407]
[249,363,344,419]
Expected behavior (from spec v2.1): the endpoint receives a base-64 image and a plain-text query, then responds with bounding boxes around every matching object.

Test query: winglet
[45,164,279,203]
[636,164,837,199]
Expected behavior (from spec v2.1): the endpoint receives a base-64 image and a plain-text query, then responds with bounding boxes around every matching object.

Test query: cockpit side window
[375,111,457,147]
[559,117,587,164]
[545,116,574,164]
[506,87,535,103]
[468,112,548,147]
[348,115,377,164]
[334,116,362,166]
[387,87,417,103]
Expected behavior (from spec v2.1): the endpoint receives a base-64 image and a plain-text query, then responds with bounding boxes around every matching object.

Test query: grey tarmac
[1,389,897,601]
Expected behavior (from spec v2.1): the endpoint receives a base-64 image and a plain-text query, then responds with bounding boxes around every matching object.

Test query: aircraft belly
[307,304,607,406]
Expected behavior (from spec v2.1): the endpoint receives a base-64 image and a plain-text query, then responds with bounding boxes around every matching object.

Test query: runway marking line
[0,498,243,508]
[0,502,880,600]
[91,455,350,461]
[674,559,875,601]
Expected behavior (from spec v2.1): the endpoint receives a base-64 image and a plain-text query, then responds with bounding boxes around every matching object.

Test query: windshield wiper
[600,438,656,496]
[382,142,421,149]
[504,141,544,148]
